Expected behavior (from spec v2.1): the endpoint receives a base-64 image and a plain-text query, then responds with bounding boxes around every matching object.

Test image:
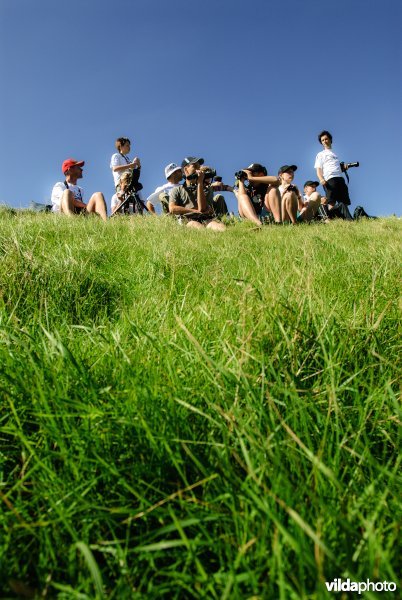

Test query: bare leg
[300,192,321,222]
[206,220,226,232]
[265,188,282,222]
[281,191,298,223]
[186,220,204,229]
[60,190,76,216]
[236,182,261,226]
[86,192,108,222]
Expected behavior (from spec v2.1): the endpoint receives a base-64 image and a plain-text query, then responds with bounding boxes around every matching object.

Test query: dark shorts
[324,177,351,206]
[250,199,263,216]
[73,206,87,215]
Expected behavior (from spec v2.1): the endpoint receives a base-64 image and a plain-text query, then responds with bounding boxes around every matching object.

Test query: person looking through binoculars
[169,156,226,231]
[110,137,141,192]
[235,163,281,226]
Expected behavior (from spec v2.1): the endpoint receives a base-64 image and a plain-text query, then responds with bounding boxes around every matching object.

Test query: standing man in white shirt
[51,158,107,221]
[314,130,353,219]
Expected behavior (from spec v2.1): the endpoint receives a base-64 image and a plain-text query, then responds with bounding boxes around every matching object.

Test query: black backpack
[353,206,377,220]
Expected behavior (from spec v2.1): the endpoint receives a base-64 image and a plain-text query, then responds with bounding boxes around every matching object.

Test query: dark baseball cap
[181,156,204,168]
[244,163,267,173]
[304,180,320,187]
[278,164,297,174]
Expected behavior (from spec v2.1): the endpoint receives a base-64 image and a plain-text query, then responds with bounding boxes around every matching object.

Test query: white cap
[165,163,182,179]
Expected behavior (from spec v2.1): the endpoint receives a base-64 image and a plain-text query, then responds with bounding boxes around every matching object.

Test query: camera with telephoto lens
[340,161,359,172]
[235,170,247,180]
[186,169,216,181]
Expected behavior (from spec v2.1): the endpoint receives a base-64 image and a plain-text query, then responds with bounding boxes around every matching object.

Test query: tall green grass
[0,213,400,599]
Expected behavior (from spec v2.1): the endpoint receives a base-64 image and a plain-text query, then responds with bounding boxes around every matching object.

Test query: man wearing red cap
[51,159,107,221]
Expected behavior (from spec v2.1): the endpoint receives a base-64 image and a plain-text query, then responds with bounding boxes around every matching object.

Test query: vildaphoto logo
[325,578,397,594]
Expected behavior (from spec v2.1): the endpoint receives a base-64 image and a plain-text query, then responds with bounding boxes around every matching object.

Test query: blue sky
[1,0,401,216]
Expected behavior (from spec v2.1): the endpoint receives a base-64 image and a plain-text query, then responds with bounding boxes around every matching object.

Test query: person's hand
[196,169,205,184]
[320,179,326,186]
[131,157,141,168]
[243,169,252,180]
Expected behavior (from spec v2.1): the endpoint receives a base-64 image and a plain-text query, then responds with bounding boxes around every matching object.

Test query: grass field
[0,212,400,599]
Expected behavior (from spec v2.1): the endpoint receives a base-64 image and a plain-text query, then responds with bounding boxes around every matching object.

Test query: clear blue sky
[1,0,401,216]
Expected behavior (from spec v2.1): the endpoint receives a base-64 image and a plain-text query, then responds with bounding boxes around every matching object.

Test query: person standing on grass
[110,137,141,192]
[51,158,107,221]
[146,163,183,213]
[314,130,353,220]
[169,156,226,231]
[235,163,282,226]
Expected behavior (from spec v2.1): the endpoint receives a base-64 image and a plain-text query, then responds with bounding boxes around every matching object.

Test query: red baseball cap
[62,158,85,174]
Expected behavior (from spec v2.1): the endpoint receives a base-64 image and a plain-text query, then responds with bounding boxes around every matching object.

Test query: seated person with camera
[235,164,281,226]
[200,168,232,217]
[51,158,107,221]
[169,157,226,231]
[146,163,183,214]
[111,170,147,216]
[314,130,354,220]
[277,165,300,224]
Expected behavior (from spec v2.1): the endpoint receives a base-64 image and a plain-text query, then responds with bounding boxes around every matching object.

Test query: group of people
[50,130,357,229]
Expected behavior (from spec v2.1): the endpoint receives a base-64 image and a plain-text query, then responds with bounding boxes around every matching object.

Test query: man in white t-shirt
[51,158,107,221]
[314,130,353,219]
[146,163,183,213]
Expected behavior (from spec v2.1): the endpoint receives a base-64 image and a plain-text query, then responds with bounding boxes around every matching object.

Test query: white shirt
[110,152,132,187]
[314,148,342,180]
[146,182,181,206]
[51,181,84,212]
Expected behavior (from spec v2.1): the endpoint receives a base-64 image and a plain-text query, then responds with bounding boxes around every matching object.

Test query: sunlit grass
[0,213,400,598]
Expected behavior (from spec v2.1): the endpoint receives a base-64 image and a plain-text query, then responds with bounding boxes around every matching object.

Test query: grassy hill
[0,213,400,599]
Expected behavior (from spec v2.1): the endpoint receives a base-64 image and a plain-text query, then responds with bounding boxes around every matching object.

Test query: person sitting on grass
[110,170,148,216]
[297,180,322,222]
[277,165,300,224]
[169,156,226,231]
[235,163,281,226]
[146,163,183,214]
[51,158,107,222]
[204,171,233,217]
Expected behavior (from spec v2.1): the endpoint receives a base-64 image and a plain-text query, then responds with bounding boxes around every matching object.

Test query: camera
[235,170,247,180]
[340,161,359,171]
